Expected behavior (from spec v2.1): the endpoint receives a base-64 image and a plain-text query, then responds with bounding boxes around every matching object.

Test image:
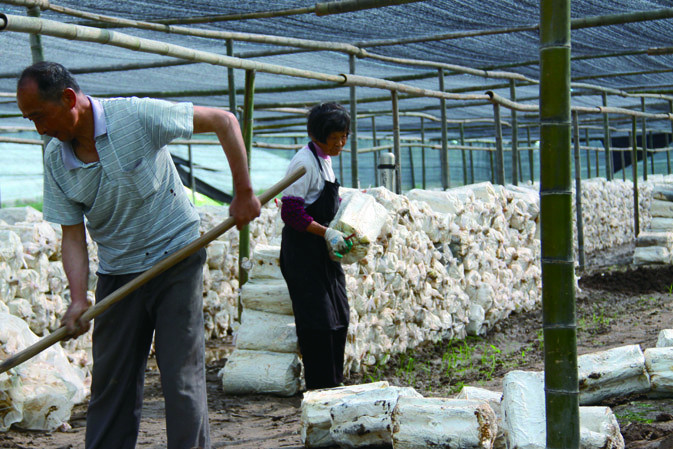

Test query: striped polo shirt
[42,96,200,275]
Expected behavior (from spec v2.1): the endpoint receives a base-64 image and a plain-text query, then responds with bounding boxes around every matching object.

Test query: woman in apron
[279,102,351,390]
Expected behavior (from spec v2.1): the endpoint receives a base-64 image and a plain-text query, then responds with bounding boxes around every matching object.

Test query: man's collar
[61,96,106,170]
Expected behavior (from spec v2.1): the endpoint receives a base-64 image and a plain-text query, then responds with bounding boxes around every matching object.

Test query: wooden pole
[540,0,580,446]
[583,127,591,178]
[226,39,238,119]
[602,92,613,180]
[573,111,585,270]
[349,54,359,188]
[460,123,467,185]
[527,127,534,182]
[641,98,648,181]
[238,69,255,315]
[632,117,640,236]
[0,166,307,375]
[469,142,475,183]
[649,131,655,175]
[188,143,196,204]
[510,80,519,186]
[438,68,450,189]
[372,116,378,185]
[392,90,402,194]
[493,103,505,185]
[421,117,426,189]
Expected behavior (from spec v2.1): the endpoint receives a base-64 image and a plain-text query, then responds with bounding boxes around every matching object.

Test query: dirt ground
[2,245,673,448]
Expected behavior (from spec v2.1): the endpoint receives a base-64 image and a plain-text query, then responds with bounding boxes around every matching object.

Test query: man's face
[17,79,75,142]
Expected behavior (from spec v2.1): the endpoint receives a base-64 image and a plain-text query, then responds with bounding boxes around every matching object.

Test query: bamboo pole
[238,70,255,315]
[392,90,402,194]
[539,0,580,447]
[669,101,673,175]
[632,117,640,236]
[0,166,307,375]
[372,116,378,184]
[641,98,648,181]
[602,93,613,180]
[188,143,195,204]
[350,54,359,188]
[510,80,519,186]
[573,111,585,271]
[492,103,505,185]
[226,39,238,119]
[460,123,467,185]
[420,117,426,189]
[649,131,655,175]
[469,142,475,184]
[438,68,450,190]
[527,127,534,182]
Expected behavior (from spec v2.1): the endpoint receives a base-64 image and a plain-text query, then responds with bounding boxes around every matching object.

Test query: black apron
[280,143,349,331]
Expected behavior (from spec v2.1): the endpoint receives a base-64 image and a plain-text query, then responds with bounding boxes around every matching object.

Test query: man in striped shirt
[16,61,260,449]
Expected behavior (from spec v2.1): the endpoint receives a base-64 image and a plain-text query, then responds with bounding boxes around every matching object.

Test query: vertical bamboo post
[584,127,591,178]
[460,123,467,185]
[226,39,237,119]
[349,54,359,188]
[648,131,654,175]
[632,117,640,236]
[392,90,402,194]
[408,144,415,188]
[666,133,671,175]
[372,116,378,184]
[602,92,613,180]
[573,111,585,270]
[489,149,495,184]
[421,117,427,189]
[238,69,255,316]
[527,127,534,182]
[26,6,49,152]
[510,80,519,186]
[493,103,505,185]
[188,143,196,204]
[591,127,599,177]
[438,68,450,190]
[540,0,580,447]
[669,101,673,175]
[339,152,344,182]
[641,98,648,181]
[620,149,626,181]
[469,142,475,184]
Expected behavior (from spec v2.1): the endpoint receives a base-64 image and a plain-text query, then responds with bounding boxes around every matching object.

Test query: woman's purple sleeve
[281,196,314,231]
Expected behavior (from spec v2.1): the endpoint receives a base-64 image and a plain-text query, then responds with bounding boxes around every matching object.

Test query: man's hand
[229,188,261,230]
[61,299,90,338]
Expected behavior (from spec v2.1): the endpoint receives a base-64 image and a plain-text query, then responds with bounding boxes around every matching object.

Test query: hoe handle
[0,166,306,374]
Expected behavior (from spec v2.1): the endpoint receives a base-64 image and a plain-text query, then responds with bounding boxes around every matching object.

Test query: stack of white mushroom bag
[218,243,301,396]
[0,312,88,432]
[197,202,283,339]
[571,178,652,257]
[502,371,625,449]
[406,182,542,337]
[340,186,472,375]
[633,180,673,264]
[0,206,94,374]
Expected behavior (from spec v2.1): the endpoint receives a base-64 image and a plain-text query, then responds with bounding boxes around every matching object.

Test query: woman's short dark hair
[17,61,80,103]
[307,102,350,143]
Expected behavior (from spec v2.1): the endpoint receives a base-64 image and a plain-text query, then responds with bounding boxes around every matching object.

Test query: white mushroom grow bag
[502,371,624,449]
[644,347,673,396]
[239,278,293,315]
[219,349,301,396]
[0,312,89,432]
[577,344,651,405]
[301,381,390,448]
[235,309,298,353]
[392,397,498,449]
[328,386,422,448]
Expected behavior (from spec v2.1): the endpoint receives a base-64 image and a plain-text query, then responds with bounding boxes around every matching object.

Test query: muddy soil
[2,251,673,448]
